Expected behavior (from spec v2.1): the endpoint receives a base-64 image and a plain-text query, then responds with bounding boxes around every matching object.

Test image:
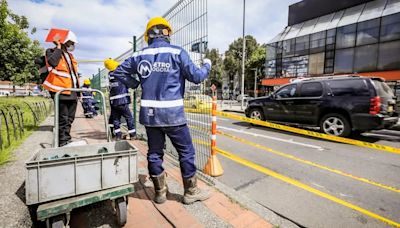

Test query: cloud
[9,0,297,78]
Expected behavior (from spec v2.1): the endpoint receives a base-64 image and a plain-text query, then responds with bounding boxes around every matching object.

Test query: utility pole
[253,68,258,98]
[241,0,246,110]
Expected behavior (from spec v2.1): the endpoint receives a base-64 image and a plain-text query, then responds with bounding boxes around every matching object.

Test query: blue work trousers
[82,99,97,116]
[145,124,196,178]
[110,104,135,136]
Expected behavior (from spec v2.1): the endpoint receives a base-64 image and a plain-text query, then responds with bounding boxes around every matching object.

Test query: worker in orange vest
[43,31,80,147]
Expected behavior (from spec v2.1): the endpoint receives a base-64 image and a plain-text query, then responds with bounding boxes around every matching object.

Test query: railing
[0,99,53,152]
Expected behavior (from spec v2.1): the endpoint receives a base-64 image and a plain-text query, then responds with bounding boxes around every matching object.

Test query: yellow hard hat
[104,58,119,71]
[83,79,91,85]
[144,16,172,43]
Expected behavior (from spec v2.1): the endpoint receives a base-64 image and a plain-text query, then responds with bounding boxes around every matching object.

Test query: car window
[300,82,323,97]
[326,79,370,96]
[276,84,297,98]
[371,80,395,98]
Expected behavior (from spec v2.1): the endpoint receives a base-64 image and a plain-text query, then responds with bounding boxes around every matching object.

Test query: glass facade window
[380,13,400,42]
[336,24,356,49]
[265,5,400,80]
[310,31,326,53]
[378,40,400,70]
[295,35,310,56]
[354,44,378,72]
[334,48,354,73]
[283,39,295,57]
[356,18,380,46]
[282,56,309,77]
[308,53,325,75]
[266,60,276,78]
[326,29,336,45]
[266,43,277,61]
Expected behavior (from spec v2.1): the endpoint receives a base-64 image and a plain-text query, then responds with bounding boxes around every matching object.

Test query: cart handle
[53,88,110,148]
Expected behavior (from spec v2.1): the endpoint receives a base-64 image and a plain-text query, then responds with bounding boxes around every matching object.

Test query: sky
[9,0,298,78]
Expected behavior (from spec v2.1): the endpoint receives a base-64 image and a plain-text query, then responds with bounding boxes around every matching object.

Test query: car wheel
[320,114,351,137]
[249,108,265,121]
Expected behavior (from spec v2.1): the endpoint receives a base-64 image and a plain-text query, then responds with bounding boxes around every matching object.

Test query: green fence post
[132,36,137,132]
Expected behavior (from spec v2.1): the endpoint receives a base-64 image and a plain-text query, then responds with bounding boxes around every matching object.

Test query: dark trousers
[82,99,97,116]
[58,100,77,146]
[110,104,135,136]
[145,124,196,178]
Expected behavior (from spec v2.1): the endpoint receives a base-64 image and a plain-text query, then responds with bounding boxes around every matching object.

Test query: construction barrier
[216,111,400,155]
[203,91,223,176]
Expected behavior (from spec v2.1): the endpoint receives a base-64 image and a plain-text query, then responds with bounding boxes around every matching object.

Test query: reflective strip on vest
[48,67,70,78]
[43,80,66,92]
[133,47,181,57]
[82,96,94,99]
[110,93,130,100]
[141,99,183,108]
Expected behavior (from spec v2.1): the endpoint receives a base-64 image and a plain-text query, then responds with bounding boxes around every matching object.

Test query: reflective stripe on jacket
[43,51,79,95]
[109,72,131,106]
[81,85,95,101]
[110,38,211,127]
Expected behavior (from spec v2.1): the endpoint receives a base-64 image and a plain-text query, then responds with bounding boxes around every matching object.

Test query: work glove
[203,58,212,68]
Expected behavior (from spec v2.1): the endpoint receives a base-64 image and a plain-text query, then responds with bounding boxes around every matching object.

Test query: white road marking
[188,119,324,150]
[311,182,326,189]
[339,193,353,198]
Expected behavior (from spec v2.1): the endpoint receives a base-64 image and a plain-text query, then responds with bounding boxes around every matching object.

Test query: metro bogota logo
[137,60,172,78]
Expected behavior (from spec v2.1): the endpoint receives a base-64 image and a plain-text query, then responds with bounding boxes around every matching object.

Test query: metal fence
[92,0,213,177]
[0,99,53,152]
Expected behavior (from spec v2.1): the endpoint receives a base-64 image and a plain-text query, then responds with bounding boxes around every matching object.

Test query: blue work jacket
[111,38,210,127]
[81,85,94,102]
[108,72,131,106]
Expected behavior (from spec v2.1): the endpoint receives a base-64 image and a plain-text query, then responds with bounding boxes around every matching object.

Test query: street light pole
[253,68,257,98]
[241,0,246,110]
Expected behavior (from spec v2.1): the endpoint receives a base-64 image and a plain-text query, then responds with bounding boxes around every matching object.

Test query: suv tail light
[370,96,381,115]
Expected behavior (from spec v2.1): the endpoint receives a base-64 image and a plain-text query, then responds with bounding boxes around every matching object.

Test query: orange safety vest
[43,51,79,95]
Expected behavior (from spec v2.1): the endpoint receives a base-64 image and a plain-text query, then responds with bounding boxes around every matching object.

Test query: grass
[0,96,52,165]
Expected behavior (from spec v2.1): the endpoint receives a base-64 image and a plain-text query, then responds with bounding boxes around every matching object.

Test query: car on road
[184,94,212,111]
[245,75,399,137]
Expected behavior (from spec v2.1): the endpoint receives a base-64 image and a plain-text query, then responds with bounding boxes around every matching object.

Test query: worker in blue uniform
[110,16,212,205]
[81,79,97,118]
[104,58,136,140]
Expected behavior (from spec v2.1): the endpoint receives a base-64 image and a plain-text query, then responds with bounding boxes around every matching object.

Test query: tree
[0,0,43,85]
[223,35,265,94]
[204,48,223,88]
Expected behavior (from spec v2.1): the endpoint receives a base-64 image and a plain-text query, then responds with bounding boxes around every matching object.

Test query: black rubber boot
[182,175,210,204]
[150,172,168,204]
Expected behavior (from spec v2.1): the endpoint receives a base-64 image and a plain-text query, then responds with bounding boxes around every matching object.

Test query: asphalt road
[187,113,400,228]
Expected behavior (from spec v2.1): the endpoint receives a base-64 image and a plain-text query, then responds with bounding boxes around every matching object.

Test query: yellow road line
[216,111,400,155]
[218,130,400,193]
[215,147,400,227]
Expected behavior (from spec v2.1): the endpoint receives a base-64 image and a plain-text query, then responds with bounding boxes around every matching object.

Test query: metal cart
[25,88,138,228]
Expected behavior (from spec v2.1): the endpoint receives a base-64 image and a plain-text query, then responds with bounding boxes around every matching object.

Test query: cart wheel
[115,197,127,226]
[48,215,66,228]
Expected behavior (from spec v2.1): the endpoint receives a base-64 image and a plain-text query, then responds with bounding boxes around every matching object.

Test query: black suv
[245,76,399,137]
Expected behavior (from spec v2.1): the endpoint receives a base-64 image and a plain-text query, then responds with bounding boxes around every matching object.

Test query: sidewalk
[0,105,297,228]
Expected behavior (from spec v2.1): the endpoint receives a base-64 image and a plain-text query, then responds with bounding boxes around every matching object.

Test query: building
[0,81,38,95]
[263,0,400,89]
